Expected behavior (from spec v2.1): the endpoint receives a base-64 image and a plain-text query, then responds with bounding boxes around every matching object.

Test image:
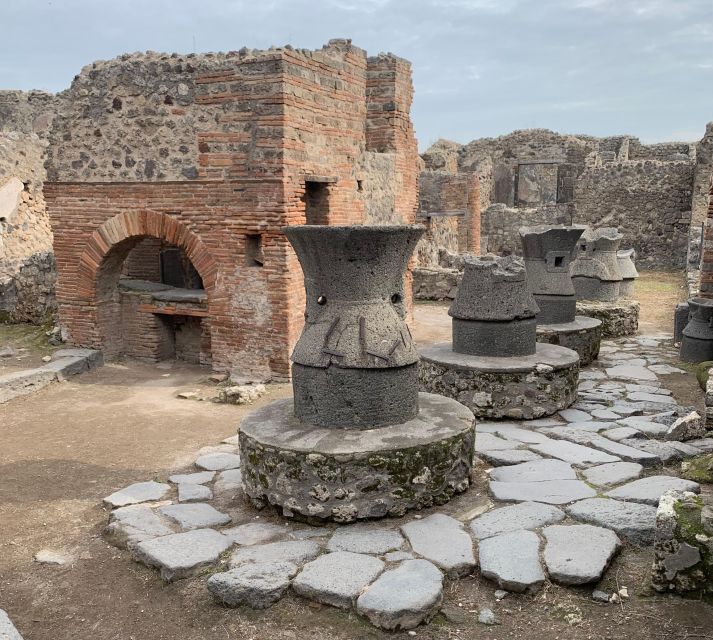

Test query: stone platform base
[536,316,602,366]
[239,393,476,523]
[575,300,639,338]
[418,342,579,420]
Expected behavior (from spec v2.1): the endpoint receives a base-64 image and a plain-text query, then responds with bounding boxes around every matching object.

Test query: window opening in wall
[305,181,330,225]
[246,234,264,267]
[160,247,204,289]
[357,179,364,192]
[554,256,564,267]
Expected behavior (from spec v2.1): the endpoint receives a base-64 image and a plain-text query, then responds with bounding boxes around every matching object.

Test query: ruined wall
[691,123,713,296]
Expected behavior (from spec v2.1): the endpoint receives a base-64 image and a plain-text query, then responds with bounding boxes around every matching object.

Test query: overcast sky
[1,0,712,149]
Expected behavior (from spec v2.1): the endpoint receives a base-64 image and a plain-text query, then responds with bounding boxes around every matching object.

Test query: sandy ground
[1,270,712,640]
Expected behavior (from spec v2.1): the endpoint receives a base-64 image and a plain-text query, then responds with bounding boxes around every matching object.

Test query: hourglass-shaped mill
[239,225,476,523]
[520,225,603,366]
[419,255,580,420]
[680,297,713,363]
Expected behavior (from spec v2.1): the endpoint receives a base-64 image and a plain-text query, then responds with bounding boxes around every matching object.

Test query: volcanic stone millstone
[283,224,424,428]
[238,393,476,523]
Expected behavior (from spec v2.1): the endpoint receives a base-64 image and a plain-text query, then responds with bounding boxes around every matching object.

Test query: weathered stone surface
[605,364,657,381]
[581,462,643,487]
[356,559,443,630]
[543,427,660,466]
[480,449,543,466]
[478,424,552,444]
[476,433,521,452]
[478,530,544,593]
[207,561,297,608]
[489,479,596,504]
[103,481,171,508]
[559,408,591,422]
[104,504,176,549]
[602,426,642,441]
[194,452,241,471]
[327,525,404,555]
[470,501,565,539]
[168,471,215,485]
[133,528,231,581]
[665,411,706,442]
[0,609,23,640]
[566,498,657,545]
[536,316,602,366]
[530,439,621,467]
[619,438,689,463]
[293,551,385,609]
[230,540,321,568]
[177,483,213,502]
[384,551,414,562]
[542,524,621,585]
[616,418,670,437]
[401,513,476,577]
[33,549,71,565]
[575,300,639,338]
[214,468,243,494]
[681,453,713,483]
[489,459,575,483]
[222,522,290,546]
[158,503,231,530]
[592,408,620,420]
[605,476,700,506]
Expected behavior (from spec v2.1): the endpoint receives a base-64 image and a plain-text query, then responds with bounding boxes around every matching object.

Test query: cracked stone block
[480,449,543,466]
[177,483,213,502]
[103,481,171,508]
[356,559,443,630]
[543,427,660,466]
[104,504,176,549]
[194,452,241,471]
[543,524,621,585]
[581,462,643,487]
[489,459,576,483]
[604,476,700,506]
[207,561,298,608]
[566,498,657,546]
[222,522,290,546]
[158,503,231,530]
[326,525,404,555]
[478,530,545,594]
[293,551,385,609]
[605,364,657,381]
[489,479,596,505]
[401,513,476,577]
[476,433,521,452]
[230,540,321,568]
[529,439,621,467]
[470,501,565,540]
[133,528,232,581]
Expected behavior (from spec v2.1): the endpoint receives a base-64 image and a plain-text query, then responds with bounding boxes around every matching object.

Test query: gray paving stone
[214,468,243,494]
[604,476,701,506]
[133,528,232,581]
[529,439,621,467]
[177,483,213,502]
[158,503,231,530]
[479,425,552,445]
[0,609,23,640]
[581,462,643,487]
[627,392,677,405]
[104,504,176,549]
[230,540,321,567]
[222,522,290,546]
[668,441,703,457]
[616,418,670,437]
[470,501,565,539]
[687,438,713,452]
[543,427,660,466]
[476,433,521,452]
[591,409,621,420]
[525,417,565,427]
[625,383,665,394]
[579,370,607,380]
[207,561,297,608]
[478,530,545,594]
[553,421,615,432]
[168,471,215,485]
[290,527,331,540]
[649,364,685,374]
[293,551,385,609]
[559,408,592,422]
[356,559,443,631]
[103,481,171,508]
[194,452,241,471]
[619,439,686,463]
[543,524,621,585]
[489,459,576,483]
[479,449,543,466]
[384,551,414,562]
[604,364,657,381]
[401,513,476,577]
[608,402,646,417]
[327,525,404,554]
[489,479,596,504]
[566,498,657,546]
[602,427,642,442]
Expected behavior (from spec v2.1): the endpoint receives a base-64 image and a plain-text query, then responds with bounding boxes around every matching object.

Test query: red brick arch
[76,209,218,298]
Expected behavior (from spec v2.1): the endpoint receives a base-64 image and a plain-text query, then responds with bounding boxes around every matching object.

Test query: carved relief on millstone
[284,224,424,429]
[449,255,539,357]
[616,249,639,298]
[680,297,713,363]
[519,224,586,324]
[570,227,623,302]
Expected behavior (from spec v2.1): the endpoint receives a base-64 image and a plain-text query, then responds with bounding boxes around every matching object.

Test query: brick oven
[45,40,418,381]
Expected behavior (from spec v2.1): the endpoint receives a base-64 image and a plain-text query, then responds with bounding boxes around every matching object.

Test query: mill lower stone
[239,394,475,523]
[576,300,639,338]
[419,342,579,420]
[536,316,602,366]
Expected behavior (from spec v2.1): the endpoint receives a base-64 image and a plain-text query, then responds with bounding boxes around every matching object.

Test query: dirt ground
[1,270,712,640]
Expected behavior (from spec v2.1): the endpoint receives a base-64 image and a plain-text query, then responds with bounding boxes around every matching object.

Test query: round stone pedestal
[419,342,579,420]
[239,393,475,523]
[536,315,602,366]
[575,300,639,338]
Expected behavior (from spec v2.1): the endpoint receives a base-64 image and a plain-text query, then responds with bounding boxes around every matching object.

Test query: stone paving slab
[0,609,23,640]
[489,459,576,483]
[177,483,213,502]
[543,524,621,585]
[401,513,476,577]
[529,439,621,467]
[470,501,565,539]
[581,462,643,487]
[687,438,713,452]
[591,408,621,420]
[566,498,657,546]
[168,471,215,485]
[616,418,670,437]
[222,523,290,546]
[326,525,404,555]
[605,476,701,505]
[104,504,176,549]
[194,452,241,471]
[605,364,657,381]
[558,408,592,422]
[480,449,543,466]
[619,439,696,463]
[478,530,545,593]
[133,528,232,581]
[543,427,660,466]
[230,540,321,568]
[159,503,231,530]
[602,426,642,441]
[214,469,243,494]
[356,559,443,630]
[475,433,522,452]
[490,479,596,504]
[293,551,385,609]
[207,561,298,608]
[103,481,171,508]
[478,425,552,444]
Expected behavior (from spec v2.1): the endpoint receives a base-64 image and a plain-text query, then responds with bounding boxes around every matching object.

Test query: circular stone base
[575,300,639,338]
[239,393,475,523]
[419,342,579,420]
[536,316,603,366]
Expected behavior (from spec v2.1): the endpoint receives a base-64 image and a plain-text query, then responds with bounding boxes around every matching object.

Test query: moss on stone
[681,454,713,484]
[696,361,713,390]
